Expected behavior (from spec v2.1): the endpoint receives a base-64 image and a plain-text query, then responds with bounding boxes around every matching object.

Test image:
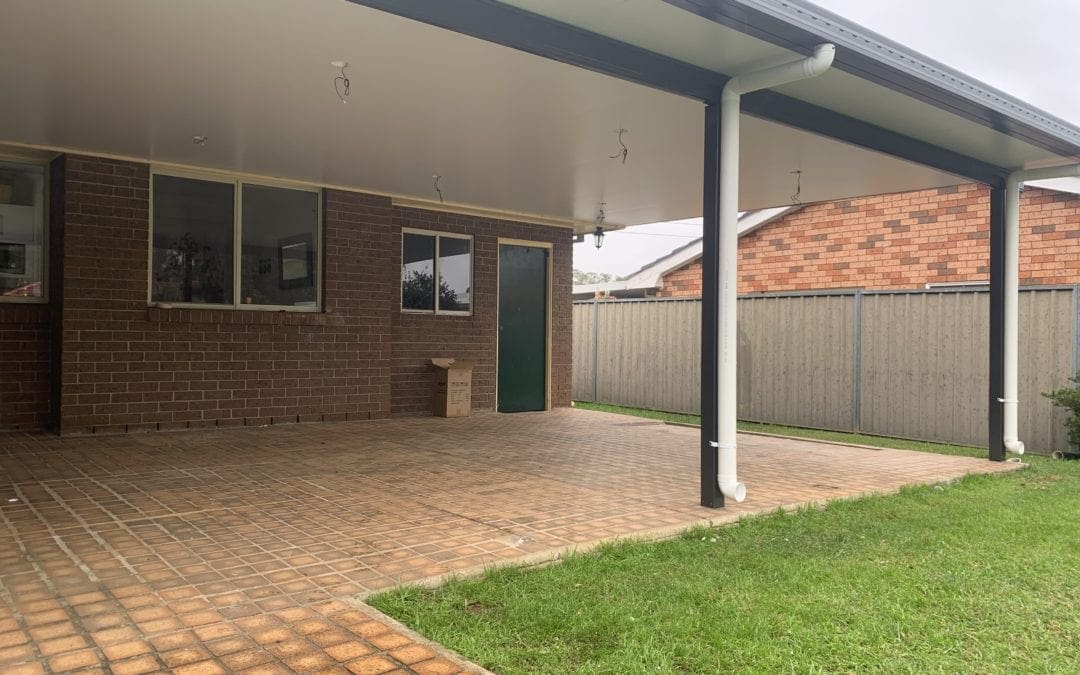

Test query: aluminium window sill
[0,296,48,305]
[400,308,474,317]
[146,305,340,326]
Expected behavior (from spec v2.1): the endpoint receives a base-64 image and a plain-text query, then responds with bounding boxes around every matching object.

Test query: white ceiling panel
[0,0,966,229]
[501,0,1078,171]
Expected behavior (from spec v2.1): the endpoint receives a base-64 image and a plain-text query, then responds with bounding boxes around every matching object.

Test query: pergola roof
[2,0,1077,232]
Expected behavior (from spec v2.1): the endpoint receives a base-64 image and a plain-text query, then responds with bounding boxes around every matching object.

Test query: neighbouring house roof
[573,206,798,296]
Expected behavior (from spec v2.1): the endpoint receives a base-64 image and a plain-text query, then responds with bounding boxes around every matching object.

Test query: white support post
[1001,162,1080,455]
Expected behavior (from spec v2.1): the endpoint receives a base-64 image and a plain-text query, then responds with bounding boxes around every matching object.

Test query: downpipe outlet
[1004,440,1025,455]
[713,442,746,502]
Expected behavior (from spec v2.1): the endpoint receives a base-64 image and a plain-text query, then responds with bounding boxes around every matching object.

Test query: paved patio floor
[0,408,1019,673]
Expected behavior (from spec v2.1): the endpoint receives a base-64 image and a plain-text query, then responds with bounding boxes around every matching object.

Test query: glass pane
[151,175,234,304]
[0,162,45,299]
[438,236,471,312]
[402,233,435,311]
[240,184,319,308]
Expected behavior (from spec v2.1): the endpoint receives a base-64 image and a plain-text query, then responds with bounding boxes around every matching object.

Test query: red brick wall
[38,154,571,434]
[389,208,573,415]
[657,183,1080,296]
[0,305,52,430]
[658,259,703,298]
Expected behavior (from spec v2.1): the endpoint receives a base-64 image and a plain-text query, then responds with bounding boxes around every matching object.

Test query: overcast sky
[573,0,1080,279]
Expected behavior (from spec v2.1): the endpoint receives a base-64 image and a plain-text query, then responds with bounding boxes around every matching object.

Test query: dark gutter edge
[663,0,1080,161]
[346,0,1008,186]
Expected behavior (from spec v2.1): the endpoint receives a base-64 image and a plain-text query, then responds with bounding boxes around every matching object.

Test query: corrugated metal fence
[572,287,1079,454]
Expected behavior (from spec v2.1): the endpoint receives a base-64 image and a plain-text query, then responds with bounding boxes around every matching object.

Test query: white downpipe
[715,43,835,502]
[1002,174,1024,455]
[1001,162,1080,455]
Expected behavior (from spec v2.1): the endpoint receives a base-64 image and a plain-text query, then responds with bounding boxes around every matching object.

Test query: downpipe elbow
[803,43,836,78]
[1000,397,1025,455]
[714,441,748,503]
[720,480,747,503]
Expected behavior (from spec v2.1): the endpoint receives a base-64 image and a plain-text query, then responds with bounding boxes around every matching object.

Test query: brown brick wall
[390,207,573,415]
[657,183,1080,296]
[0,304,52,430]
[15,153,571,434]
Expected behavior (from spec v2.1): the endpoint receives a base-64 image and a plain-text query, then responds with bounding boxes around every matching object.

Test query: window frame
[0,158,48,305]
[400,227,474,316]
[148,168,321,312]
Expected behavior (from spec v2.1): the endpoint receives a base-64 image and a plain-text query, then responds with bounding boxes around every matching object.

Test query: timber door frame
[495,238,553,412]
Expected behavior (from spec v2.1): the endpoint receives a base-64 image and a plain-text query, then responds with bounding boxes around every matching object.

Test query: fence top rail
[572,297,705,306]
[573,284,1077,305]
[857,284,1076,297]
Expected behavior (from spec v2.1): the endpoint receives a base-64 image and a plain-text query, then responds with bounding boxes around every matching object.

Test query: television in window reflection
[0,242,26,276]
[278,234,313,289]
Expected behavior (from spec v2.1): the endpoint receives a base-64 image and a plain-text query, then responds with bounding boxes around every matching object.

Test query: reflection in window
[151,174,321,310]
[401,231,472,314]
[240,185,318,307]
[0,162,46,301]
[151,175,234,304]
[402,233,436,311]
[438,236,471,312]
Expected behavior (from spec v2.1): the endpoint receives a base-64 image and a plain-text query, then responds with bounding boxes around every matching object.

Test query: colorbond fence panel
[859,292,989,446]
[1018,289,1074,453]
[594,299,701,414]
[572,302,596,402]
[573,287,1077,455]
[737,294,855,431]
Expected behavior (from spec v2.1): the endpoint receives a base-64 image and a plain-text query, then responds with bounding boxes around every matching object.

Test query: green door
[498,245,548,412]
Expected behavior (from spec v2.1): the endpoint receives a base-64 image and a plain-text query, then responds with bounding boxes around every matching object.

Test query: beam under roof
[348,0,1009,185]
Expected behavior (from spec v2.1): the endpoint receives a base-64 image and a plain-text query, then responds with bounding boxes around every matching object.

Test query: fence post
[1074,286,1079,452]
[852,290,863,433]
[592,296,600,402]
[1073,286,1080,378]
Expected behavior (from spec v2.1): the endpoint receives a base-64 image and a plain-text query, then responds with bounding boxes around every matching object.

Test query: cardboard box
[431,358,474,417]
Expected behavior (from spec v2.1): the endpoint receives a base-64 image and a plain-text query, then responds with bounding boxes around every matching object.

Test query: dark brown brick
[7,155,573,433]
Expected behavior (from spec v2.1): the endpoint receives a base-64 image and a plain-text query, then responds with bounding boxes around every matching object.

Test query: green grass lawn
[370,405,1080,673]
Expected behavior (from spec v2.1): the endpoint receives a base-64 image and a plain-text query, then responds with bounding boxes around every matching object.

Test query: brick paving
[0,408,1019,673]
